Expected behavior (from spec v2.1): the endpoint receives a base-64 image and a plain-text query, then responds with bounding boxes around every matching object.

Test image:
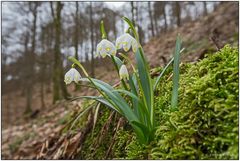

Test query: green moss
[77,107,117,159]
[151,45,238,159]
[76,45,238,160]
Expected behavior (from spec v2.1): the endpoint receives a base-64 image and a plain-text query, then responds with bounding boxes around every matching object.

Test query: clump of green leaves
[66,17,182,145]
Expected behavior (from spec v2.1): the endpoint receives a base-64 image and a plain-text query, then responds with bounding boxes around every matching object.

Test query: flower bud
[119,65,129,80]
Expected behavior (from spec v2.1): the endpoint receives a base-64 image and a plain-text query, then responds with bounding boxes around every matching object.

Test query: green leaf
[91,103,101,137]
[153,48,185,90]
[135,49,154,125]
[71,95,121,113]
[113,55,123,70]
[131,121,150,144]
[91,78,139,122]
[122,16,139,42]
[128,75,140,117]
[171,35,182,109]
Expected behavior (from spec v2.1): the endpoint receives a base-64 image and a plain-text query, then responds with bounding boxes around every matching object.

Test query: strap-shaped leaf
[91,78,139,122]
[171,35,182,109]
[130,122,148,144]
[128,75,140,119]
[71,95,121,114]
[153,47,185,90]
[135,49,154,125]
[131,121,151,144]
[113,55,123,70]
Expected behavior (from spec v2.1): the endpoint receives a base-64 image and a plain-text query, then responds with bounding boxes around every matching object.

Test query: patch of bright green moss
[151,45,238,159]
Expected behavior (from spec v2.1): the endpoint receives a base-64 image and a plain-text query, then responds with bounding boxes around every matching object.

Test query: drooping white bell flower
[116,33,139,53]
[96,39,117,58]
[64,68,81,85]
[119,65,129,80]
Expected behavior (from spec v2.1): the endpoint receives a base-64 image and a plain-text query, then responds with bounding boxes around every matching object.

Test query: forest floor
[1,2,238,159]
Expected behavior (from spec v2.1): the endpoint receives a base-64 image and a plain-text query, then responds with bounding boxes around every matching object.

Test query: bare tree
[90,2,95,77]
[148,2,155,37]
[74,2,79,61]
[25,2,39,114]
[153,2,168,33]
[50,2,69,103]
[203,2,208,15]
[175,2,181,27]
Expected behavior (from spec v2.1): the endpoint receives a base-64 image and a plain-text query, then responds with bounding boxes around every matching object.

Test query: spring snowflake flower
[116,33,138,53]
[119,65,129,80]
[96,39,117,58]
[64,68,81,84]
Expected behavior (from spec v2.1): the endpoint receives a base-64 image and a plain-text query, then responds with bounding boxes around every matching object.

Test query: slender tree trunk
[175,2,181,27]
[40,26,46,109]
[51,2,69,103]
[90,2,94,77]
[74,2,81,90]
[51,2,60,103]
[135,2,139,25]
[131,2,135,25]
[74,1,79,60]
[25,2,38,114]
[148,2,155,37]
[203,2,208,15]
[163,5,168,31]
[57,3,69,99]
[153,14,159,35]
[40,74,45,108]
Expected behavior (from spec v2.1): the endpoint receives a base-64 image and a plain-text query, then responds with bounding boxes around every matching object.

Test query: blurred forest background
[1,1,231,128]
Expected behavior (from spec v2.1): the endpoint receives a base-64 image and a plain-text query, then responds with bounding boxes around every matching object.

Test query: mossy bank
[77,45,239,159]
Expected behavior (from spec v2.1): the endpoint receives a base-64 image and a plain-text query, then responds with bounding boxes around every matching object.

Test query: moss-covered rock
[78,45,238,159]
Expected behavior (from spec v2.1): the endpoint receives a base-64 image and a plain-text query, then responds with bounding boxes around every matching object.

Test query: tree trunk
[163,5,168,31]
[131,2,135,25]
[148,2,155,37]
[175,2,181,27]
[153,14,158,35]
[90,2,95,77]
[74,2,81,90]
[203,2,208,15]
[51,2,69,103]
[25,2,38,114]
[74,1,79,60]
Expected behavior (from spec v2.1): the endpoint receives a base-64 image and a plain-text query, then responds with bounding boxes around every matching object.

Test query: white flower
[64,68,81,85]
[96,39,116,58]
[119,65,129,80]
[116,33,138,53]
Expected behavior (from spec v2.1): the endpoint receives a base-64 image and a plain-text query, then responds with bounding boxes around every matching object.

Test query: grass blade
[153,48,185,91]
[171,35,182,110]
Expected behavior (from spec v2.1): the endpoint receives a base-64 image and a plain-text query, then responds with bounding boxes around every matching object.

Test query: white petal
[116,36,124,49]
[116,33,138,53]
[122,35,132,52]
[131,39,138,53]
[71,68,81,83]
[64,69,74,84]
[64,68,81,84]
[119,65,129,80]
[97,39,116,58]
